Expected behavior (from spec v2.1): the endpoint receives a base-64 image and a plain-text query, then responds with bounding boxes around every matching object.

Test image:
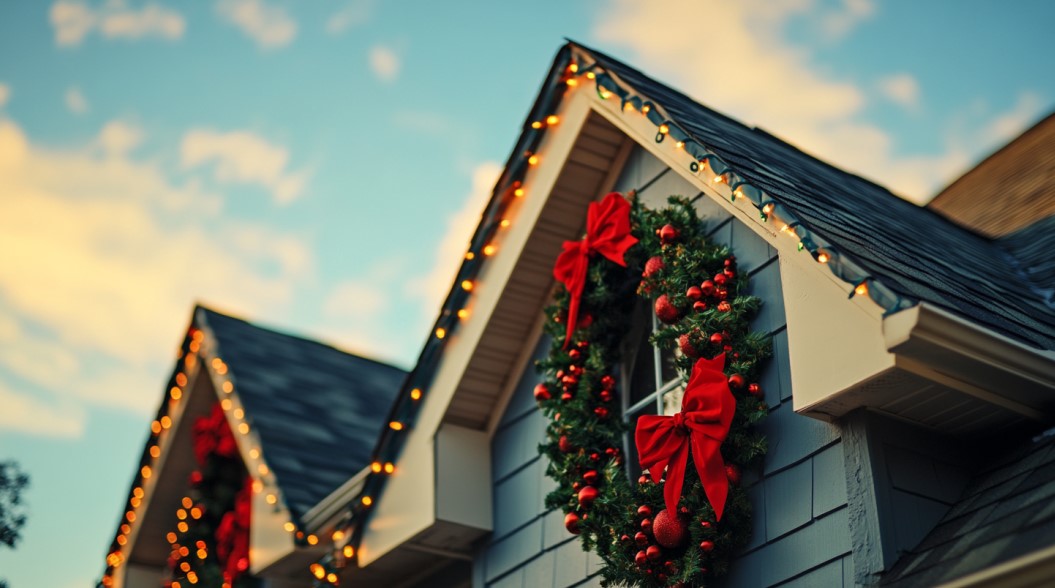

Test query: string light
[513,187,525,198]
[383,463,395,474]
[527,154,540,166]
[170,386,182,400]
[332,530,345,541]
[483,244,497,256]
[461,280,473,291]
[457,309,469,319]
[370,462,382,473]
[854,281,869,297]
[222,381,233,393]
[343,545,354,558]
[410,388,422,400]
[389,421,404,431]
[546,115,559,125]
[266,494,278,505]
[465,251,475,260]
[817,252,831,264]
[361,496,373,506]
[500,219,511,228]
[435,327,446,339]
[307,534,319,545]
[284,522,296,532]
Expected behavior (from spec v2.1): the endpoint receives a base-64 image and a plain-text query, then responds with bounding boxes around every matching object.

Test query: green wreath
[536,193,771,587]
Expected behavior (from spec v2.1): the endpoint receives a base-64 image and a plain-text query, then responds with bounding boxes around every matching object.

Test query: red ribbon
[552,192,638,347]
[635,353,736,520]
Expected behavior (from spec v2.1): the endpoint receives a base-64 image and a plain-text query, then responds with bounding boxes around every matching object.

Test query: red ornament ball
[714,273,728,286]
[709,332,724,346]
[693,300,708,313]
[601,375,616,390]
[654,295,680,324]
[533,383,551,402]
[686,285,702,300]
[643,256,665,278]
[717,301,732,313]
[560,392,573,401]
[728,374,745,389]
[568,348,581,361]
[658,224,680,244]
[724,256,737,268]
[640,518,652,531]
[635,550,648,567]
[593,407,609,419]
[634,531,648,546]
[700,540,715,552]
[564,512,581,534]
[652,509,688,548]
[724,268,736,280]
[726,464,742,486]
[637,505,653,517]
[646,545,662,561]
[599,390,613,402]
[748,383,763,398]
[578,485,599,507]
[638,474,652,485]
[583,469,598,485]
[700,279,716,296]
[700,520,712,529]
[678,333,699,358]
[558,435,572,453]
[589,452,601,461]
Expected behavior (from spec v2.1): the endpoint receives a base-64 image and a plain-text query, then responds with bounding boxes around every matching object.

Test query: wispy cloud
[217,0,296,49]
[65,86,89,114]
[0,382,84,439]
[0,116,314,433]
[49,1,184,47]
[405,162,501,318]
[818,0,875,41]
[978,91,1045,146]
[877,74,920,111]
[591,0,1031,202]
[369,45,401,83]
[326,0,373,35]
[180,128,309,204]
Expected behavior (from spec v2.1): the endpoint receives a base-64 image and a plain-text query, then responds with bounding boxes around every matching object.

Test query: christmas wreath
[163,403,257,588]
[537,193,771,587]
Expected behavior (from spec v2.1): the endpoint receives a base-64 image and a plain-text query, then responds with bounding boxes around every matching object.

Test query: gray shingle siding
[476,148,855,587]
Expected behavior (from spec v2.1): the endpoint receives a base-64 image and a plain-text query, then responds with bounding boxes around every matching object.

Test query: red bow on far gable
[552,193,638,347]
[635,353,737,520]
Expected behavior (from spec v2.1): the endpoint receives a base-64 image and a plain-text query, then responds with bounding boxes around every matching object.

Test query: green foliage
[0,460,29,550]
[536,195,771,587]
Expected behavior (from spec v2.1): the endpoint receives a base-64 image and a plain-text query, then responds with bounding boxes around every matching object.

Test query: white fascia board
[358,85,597,567]
[884,303,1055,420]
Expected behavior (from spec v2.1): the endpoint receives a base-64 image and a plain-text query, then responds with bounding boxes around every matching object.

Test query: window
[621,299,685,480]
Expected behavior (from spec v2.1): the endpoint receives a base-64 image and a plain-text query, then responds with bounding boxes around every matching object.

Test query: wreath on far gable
[536,192,771,587]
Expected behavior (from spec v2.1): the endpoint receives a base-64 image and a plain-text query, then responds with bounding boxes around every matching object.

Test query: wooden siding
[928,113,1055,237]
[475,147,855,587]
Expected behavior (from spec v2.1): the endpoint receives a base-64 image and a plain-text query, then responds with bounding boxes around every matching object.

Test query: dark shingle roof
[197,306,405,522]
[577,43,1055,350]
[882,432,1055,586]
[999,215,1055,308]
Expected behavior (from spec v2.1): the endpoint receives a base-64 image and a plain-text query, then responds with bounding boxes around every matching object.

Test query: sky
[0,0,1052,585]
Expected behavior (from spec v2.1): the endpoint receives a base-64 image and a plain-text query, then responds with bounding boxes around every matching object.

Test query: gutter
[883,303,1055,421]
[936,543,1055,588]
[301,466,371,533]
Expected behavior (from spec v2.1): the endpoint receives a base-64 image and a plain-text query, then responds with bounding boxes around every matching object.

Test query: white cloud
[0,382,84,439]
[326,0,372,35]
[0,116,313,430]
[65,86,89,114]
[217,0,296,49]
[0,83,9,108]
[97,119,142,156]
[180,128,309,204]
[49,0,184,47]
[878,74,920,110]
[325,280,388,320]
[979,91,1045,146]
[819,0,875,41]
[591,0,998,203]
[369,45,401,83]
[405,162,501,317]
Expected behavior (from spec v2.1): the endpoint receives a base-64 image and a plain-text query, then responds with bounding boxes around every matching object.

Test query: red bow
[635,353,736,520]
[552,192,638,347]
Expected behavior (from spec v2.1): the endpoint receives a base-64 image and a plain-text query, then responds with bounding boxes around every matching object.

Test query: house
[100,41,1055,587]
[98,305,406,587]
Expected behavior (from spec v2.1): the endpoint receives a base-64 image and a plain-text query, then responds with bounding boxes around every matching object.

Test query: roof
[998,215,1055,308]
[882,432,1055,586]
[928,112,1055,237]
[197,306,406,522]
[577,42,1055,351]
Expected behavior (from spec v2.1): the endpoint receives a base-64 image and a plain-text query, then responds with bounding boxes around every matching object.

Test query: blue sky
[0,0,1052,585]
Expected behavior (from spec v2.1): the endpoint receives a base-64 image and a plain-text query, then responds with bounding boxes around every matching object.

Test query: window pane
[624,401,658,483]
[625,301,657,406]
